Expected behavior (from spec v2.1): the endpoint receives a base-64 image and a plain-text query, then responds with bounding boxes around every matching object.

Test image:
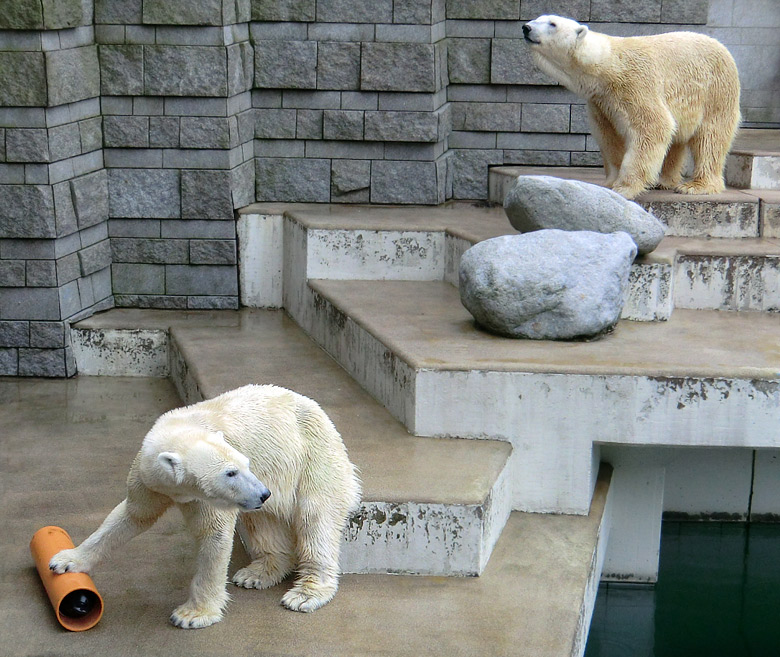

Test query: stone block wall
[0,0,778,375]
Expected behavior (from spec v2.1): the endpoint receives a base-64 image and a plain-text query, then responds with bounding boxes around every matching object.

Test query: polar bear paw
[676,179,724,196]
[49,548,92,574]
[233,564,284,590]
[281,578,337,613]
[170,602,224,629]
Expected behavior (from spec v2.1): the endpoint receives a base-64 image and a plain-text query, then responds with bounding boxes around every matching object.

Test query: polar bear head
[139,420,271,511]
[522,15,588,52]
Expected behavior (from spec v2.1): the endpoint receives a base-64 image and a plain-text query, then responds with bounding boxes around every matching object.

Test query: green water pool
[586,522,780,656]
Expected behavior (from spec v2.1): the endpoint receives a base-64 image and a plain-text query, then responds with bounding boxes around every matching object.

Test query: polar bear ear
[158,451,184,485]
[576,25,588,40]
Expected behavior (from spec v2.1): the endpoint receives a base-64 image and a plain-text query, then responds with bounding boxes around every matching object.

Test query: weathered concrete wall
[0,0,778,375]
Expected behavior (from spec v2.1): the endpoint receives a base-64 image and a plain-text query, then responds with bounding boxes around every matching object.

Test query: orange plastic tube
[30,526,104,631]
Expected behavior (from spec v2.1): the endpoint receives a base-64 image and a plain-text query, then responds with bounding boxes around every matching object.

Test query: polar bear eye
[550,22,556,27]
[226,469,238,478]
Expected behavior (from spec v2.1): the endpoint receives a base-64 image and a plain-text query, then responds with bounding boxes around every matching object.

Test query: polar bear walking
[49,384,361,628]
[523,15,741,199]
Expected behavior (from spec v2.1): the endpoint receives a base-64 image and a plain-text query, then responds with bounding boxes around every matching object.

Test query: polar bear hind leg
[676,126,729,195]
[233,511,295,589]
[657,141,688,189]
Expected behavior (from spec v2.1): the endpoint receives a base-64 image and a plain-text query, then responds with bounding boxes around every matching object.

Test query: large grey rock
[0,52,47,107]
[459,230,637,340]
[504,175,665,255]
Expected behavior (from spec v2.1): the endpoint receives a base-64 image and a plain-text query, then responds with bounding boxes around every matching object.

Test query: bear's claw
[49,549,90,575]
[169,603,223,629]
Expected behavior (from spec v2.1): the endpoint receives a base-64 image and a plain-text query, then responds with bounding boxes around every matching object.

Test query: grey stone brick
[6,129,50,163]
[491,39,556,85]
[95,0,142,24]
[341,92,378,111]
[56,252,81,285]
[661,0,709,24]
[256,158,330,202]
[521,103,570,133]
[77,276,95,309]
[113,294,184,309]
[282,90,341,109]
[496,132,585,150]
[0,52,47,107]
[0,186,56,238]
[364,108,447,142]
[187,296,239,310]
[189,240,237,265]
[133,97,164,115]
[520,0,589,21]
[375,24,434,43]
[54,232,81,258]
[570,104,590,133]
[108,169,181,219]
[0,260,26,287]
[0,287,60,320]
[180,117,232,149]
[317,42,361,91]
[0,349,17,375]
[228,42,255,96]
[452,102,522,132]
[590,0,661,22]
[0,0,43,29]
[26,260,57,287]
[90,264,114,302]
[231,160,255,209]
[446,0,519,19]
[111,238,189,263]
[145,46,228,97]
[255,109,297,139]
[305,140,383,159]
[448,38,491,85]
[331,159,370,201]
[250,21,308,41]
[104,148,163,168]
[19,348,67,377]
[361,43,440,92]
[0,165,25,185]
[394,0,446,24]
[79,240,112,276]
[103,115,150,147]
[80,222,109,248]
[307,23,374,42]
[251,0,316,21]
[42,0,90,29]
[503,149,570,166]
[150,117,180,147]
[30,321,65,348]
[143,0,223,25]
[111,263,165,294]
[449,131,497,149]
[323,110,364,140]
[163,147,234,169]
[161,220,236,238]
[0,321,29,348]
[48,123,82,161]
[255,40,317,90]
[316,0,392,23]
[378,89,447,111]
[255,139,305,158]
[384,141,447,161]
[371,159,445,204]
[99,45,144,96]
[1,239,55,260]
[46,47,100,107]
[452,148,503,199]
[571,151,602,166]
[52,181,77,237]
[166,265,238,295]
[109,219,162,238]
[181,169,235,219]
[101,97,133,115]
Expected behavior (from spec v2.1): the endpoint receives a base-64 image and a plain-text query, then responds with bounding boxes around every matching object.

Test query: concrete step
[71,308,513,577]
[726,128,780,191]
[297,278,780,515]
[489,165,763,239]
[2,373,611,657]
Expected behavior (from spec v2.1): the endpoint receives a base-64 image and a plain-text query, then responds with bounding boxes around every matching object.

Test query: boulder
[459,230,637,340]
[503,175,665,255]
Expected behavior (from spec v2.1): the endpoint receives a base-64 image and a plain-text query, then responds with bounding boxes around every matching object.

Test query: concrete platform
[72,308,513,576]
[0,376,611,657]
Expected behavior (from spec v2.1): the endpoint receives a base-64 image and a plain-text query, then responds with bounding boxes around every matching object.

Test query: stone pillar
[97,0,253,310]
[252,0,452,205]
[0,0,109,376]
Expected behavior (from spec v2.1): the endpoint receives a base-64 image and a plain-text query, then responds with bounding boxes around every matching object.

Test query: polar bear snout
[522,23,539,44]
[231,470,271,511]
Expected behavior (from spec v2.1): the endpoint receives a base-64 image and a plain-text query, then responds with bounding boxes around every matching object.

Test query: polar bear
[49,384,361,629]
[523,15,741,199]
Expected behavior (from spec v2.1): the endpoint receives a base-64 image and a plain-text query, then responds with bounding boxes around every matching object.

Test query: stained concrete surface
[0,376,609,657]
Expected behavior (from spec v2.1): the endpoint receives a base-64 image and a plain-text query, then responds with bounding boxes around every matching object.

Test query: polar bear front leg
[587,102,625,188]
[171,502,237,629]
[233,511,295,590]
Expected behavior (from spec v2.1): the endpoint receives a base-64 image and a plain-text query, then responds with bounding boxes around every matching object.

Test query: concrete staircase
[69,129,780,656]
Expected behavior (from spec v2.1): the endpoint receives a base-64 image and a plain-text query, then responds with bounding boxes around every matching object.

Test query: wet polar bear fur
[523,15,741,199]
[49,384,361,628]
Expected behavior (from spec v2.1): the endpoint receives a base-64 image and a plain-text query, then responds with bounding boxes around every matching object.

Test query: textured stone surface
[448,38,491,84]
[323,110,364,141]
[46,47,100,106]
[459,230,637,340]
[371,159,446,204]
[108,169,181,219]
[446,0,519,19]
[491,39,556,85]
[504,176,665,255]
[5,129,49,163]
[590,0,661,22]
[189,239,237,265]
[317,42,361,90]
[71,170,109,229]
[255,40,317,89]
[361,43,439,93]
[0,186,56,238]
[181,169,235,219]
[144,46,228,96]
[0,52,47,106]
[142,0,223,25]
[331,159,371,201]
[180,117,232,149]
[453,148,503,200]
[317,0,393,23]
[103,116,150,147]
[520,0,589,21]
[0,0,44,29]
[364,109,448,143]
[256,158,331,202]
[100,45,144,96]
[251,0,315,21]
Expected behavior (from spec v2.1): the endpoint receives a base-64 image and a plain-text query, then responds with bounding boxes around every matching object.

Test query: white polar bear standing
[49,384,361,629]
[523,15,741,199]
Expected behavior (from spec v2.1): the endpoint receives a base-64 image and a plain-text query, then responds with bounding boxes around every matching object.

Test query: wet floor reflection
[586,522,780,657]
